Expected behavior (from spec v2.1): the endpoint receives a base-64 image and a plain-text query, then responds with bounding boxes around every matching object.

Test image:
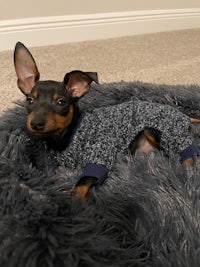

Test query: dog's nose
[30,119,45,131]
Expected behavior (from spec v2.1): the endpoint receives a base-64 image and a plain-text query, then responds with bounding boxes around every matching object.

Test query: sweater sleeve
[79,163,109,186]
[179,144,200,163]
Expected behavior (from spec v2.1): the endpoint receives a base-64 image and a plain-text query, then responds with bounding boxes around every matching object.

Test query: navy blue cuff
[80,163,109,186]
[180,144,200,162]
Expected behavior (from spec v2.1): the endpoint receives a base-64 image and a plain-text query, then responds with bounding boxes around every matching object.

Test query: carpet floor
[0,28,200,113]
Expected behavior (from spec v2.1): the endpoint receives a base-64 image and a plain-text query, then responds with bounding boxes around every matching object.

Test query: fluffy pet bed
[1,81,200,267]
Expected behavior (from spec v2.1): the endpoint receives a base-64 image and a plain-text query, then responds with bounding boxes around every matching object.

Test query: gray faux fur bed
[1,81,200,267]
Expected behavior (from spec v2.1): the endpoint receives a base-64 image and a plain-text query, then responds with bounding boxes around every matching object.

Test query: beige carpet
[1,28,200,114]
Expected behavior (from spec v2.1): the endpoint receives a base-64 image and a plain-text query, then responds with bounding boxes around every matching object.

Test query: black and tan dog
[14,42,200,200]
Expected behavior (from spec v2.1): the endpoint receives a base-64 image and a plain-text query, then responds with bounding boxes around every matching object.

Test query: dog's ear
[14,42,40,95]
[63,70,98,98]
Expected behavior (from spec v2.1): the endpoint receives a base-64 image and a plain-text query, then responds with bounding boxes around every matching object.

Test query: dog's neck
[46,103,83,151]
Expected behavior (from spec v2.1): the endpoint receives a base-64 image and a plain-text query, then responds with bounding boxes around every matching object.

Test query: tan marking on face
[27,105,74,136]
[49,105,74,136]
[27,112,35,132]
[53,93,60,101]
[31,91,37,98]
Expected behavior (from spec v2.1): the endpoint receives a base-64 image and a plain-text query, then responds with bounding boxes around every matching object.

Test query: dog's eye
[26,97,34,105]
[56,99,67,106]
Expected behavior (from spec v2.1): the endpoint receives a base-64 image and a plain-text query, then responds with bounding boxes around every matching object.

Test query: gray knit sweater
[57,100,192,172]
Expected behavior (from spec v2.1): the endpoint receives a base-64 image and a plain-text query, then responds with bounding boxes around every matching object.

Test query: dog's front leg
[73,176,98,200]
[73,163,108,200]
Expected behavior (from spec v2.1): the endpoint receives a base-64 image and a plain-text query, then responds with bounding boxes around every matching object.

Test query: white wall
[1,0,200,20]
[0,0,200,51]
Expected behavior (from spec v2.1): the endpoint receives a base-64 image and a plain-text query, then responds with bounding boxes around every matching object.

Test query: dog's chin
[28,127,63,138]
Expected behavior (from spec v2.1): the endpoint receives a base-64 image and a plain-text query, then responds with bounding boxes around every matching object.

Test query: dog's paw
[72,185,90,201]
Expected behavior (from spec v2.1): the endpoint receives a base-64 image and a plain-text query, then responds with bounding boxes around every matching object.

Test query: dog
[14,42,200,200]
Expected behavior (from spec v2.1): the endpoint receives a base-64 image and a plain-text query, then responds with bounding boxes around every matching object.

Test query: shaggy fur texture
[1,81,200,267]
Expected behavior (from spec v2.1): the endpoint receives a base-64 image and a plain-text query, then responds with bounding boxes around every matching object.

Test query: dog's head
[14,42,98,137]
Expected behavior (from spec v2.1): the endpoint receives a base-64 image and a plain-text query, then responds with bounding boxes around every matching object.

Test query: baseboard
[1,8,200,51]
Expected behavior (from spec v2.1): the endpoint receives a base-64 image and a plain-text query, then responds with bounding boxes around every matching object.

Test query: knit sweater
[56,100,194,184]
